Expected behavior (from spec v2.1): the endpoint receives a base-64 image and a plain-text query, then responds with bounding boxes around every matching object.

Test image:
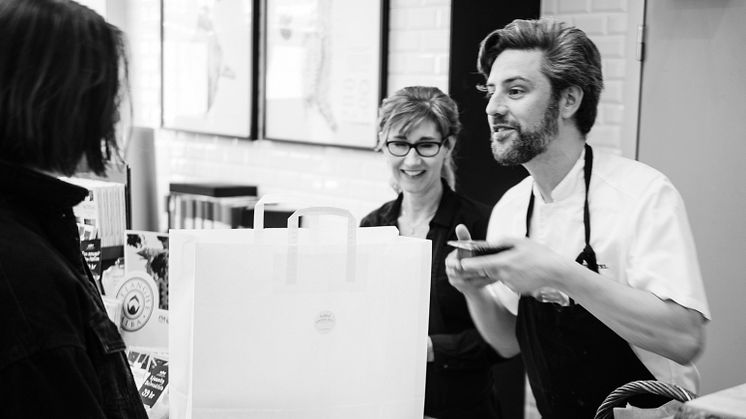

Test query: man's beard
[490,99,559,166]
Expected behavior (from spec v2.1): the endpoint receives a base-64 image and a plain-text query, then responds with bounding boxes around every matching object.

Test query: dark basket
[594,380,697,419]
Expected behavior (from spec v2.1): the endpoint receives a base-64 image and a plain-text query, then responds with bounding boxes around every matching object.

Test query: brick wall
[123,0,638,228]
[123,0,451,227]
[541,0,641,154]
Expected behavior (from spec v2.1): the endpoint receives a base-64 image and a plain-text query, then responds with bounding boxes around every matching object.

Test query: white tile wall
[124,0,634,223]
[124,0,451,227]
[543,1,636,153]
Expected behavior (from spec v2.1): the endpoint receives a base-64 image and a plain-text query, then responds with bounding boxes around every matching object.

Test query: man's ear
[559,85,584,119]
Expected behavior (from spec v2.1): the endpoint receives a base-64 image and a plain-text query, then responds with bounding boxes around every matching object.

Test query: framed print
[162,0,255,138]
[263,0,388,149]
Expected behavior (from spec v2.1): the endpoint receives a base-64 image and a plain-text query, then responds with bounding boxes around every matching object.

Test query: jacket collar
[0,159,88,210]
[378,179,458,228]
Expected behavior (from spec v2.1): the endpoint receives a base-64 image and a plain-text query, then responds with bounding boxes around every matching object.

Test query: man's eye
[508,88,525,97]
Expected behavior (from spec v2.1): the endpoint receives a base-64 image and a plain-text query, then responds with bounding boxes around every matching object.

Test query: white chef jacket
[487,147,710,392]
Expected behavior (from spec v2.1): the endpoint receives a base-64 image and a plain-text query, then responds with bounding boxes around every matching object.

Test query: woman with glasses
[361,86,503,419]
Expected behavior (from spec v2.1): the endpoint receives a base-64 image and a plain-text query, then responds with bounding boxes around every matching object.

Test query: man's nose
[486,94,508,117]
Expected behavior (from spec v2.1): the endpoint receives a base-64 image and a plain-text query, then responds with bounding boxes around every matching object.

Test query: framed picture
[263,0,388,149]
[162,0,257,138]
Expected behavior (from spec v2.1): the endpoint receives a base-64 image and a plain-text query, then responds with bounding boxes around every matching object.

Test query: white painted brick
[607,13,627,34]
[601,80,624,103]
[602,58,625,79]
[404,7,439,29]
[387,75,423,94]
[131,1,487,216]
[541,0,558,15]
[389,9,409,30]
[389,30,420,51]
[435,7,450,29]
[558,0,589,14]
[591,0,627,12]
[387,52,411,73]
[587,125,621,148]
[573,14,607,35]
[388,75,447,95]
[390,0,423,8]
[434,54,449,75]
[593,35,625,58]
[421,29,450,51]
[408,54,438,75]
[601,104,624,124]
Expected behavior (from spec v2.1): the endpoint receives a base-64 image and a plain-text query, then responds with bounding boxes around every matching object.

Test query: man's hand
[445,225,499,295]
[457,236,574,297]
[444,224,521,357]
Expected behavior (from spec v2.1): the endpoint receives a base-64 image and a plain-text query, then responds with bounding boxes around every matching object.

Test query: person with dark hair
[361,86,503,419]
[0,0,147,417]
[445,19,710,418]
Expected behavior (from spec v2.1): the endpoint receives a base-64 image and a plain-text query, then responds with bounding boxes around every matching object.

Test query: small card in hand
[447,240,512,258]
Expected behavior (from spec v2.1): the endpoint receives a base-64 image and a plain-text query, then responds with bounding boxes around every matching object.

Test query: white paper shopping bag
[170,203,431,419]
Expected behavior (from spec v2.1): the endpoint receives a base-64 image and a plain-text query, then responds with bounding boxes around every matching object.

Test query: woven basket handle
[594,380,697,419]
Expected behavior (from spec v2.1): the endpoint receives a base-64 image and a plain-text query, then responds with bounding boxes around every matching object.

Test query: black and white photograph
[0,0,744,418]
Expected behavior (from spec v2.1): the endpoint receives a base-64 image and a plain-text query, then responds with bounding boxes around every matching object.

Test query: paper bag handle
[286,206,357,284]
[253,193,303,230]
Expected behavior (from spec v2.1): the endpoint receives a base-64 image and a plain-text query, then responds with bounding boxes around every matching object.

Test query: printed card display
[127,349,169,419]
[115,230,169,351]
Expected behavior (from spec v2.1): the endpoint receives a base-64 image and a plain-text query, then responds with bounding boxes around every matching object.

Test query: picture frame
[161,0,258,138]
[262,0,389,149]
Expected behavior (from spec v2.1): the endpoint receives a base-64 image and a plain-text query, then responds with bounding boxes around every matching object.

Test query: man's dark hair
[0,0,128,176]
[478,19,603,135]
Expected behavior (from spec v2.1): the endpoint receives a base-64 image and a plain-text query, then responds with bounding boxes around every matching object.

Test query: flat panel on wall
[638,0,746,394]
[449,3,538,208]
[162,0,254,138]
[263,0,387,149]
[448,5,540,419]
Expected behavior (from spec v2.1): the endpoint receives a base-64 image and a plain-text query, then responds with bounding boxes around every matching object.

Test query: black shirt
[0,160,147,418]
[361,182,503,419]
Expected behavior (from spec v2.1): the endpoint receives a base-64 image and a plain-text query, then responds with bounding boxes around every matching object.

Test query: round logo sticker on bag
[115,272,157,332]
[314,310,336,334]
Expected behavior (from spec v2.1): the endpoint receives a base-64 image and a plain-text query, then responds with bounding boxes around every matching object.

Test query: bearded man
[445,18,710,419]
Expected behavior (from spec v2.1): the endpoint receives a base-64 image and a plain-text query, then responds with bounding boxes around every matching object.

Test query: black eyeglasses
[384,141,443,157]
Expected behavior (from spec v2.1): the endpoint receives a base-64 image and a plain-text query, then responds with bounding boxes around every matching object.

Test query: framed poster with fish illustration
[162,0,258,138]
[263,0,389,149]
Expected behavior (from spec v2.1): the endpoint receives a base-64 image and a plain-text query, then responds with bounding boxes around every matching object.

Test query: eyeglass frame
[383,140,446,157]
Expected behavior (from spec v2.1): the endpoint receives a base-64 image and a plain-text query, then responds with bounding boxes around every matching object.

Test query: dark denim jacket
[0,160,147,418]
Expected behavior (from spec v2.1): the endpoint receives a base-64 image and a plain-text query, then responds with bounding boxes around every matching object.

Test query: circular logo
[116,273,155,332]
[314,310,336,334]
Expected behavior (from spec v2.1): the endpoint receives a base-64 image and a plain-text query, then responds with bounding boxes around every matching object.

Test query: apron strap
[526,143,594,249]
[524,144,597,305]
[581,143,593,246]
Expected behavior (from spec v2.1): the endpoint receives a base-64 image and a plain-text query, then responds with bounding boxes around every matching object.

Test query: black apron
[516,145,661,418]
